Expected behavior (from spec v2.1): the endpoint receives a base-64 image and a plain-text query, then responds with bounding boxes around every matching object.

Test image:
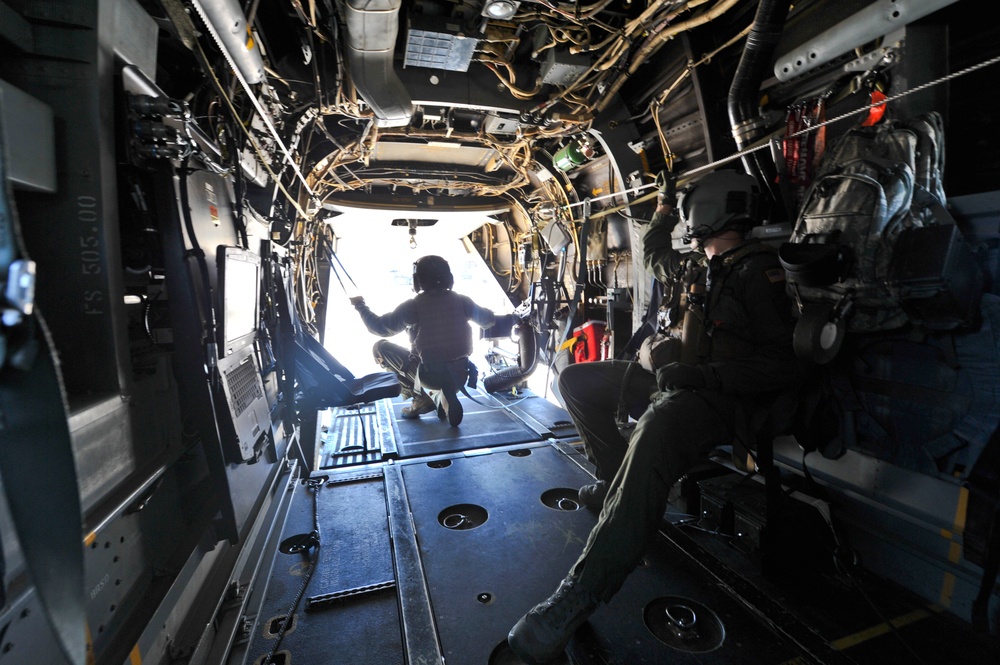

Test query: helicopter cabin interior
[0,1,999,664]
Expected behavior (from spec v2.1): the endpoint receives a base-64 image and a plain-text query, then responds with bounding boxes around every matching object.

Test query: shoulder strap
[709,242,777,310]
[721,241,778,267]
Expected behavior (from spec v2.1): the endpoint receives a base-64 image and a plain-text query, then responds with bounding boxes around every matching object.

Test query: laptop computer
[215,245,270,462]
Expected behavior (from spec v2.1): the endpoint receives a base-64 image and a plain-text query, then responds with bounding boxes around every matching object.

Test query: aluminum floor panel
[390,392,541,458]
[494,392,577,439]
[399,444,812,664]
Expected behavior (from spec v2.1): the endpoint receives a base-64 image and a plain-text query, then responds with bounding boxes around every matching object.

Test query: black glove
[655,170,676,203]
[484,314,516,338]
[349,296,365,307]
[655,362,719,392]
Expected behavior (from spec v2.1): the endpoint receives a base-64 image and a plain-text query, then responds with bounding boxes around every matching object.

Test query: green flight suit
[560,208,804,602]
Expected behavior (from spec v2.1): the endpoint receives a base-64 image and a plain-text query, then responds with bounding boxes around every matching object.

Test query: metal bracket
[626,170,643,191]
[842,37,902,75]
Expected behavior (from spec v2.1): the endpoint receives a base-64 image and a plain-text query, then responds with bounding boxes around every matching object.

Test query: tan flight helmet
[679,170,763,247]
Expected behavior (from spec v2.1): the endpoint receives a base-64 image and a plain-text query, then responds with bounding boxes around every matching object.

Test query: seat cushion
[346,372,401,402]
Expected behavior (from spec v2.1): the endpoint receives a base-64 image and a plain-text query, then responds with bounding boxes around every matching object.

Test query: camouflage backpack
[779,112,947,333]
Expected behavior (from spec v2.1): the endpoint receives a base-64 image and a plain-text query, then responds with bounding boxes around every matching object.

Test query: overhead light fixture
[481,0,520,20]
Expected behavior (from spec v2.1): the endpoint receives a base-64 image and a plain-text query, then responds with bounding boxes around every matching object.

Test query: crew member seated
[350,254,507,427]
[507,169,806,663]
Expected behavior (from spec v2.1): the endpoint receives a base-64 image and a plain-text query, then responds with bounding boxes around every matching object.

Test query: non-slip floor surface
[400,444,810,665]
[245,396,1000,665]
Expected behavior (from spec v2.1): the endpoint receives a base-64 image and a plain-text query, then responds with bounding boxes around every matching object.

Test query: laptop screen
[217,246,261,356]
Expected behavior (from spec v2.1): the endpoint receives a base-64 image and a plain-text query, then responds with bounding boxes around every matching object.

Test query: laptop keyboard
[226,358,264,415]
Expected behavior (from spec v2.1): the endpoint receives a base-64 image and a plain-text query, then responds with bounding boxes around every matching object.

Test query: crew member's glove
[655,170,676,204]
[655,362,719,392]
[349,296,365,307]
[493,314,516,330]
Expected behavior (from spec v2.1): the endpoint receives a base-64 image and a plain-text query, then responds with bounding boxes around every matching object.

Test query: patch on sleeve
[765,268,786,284]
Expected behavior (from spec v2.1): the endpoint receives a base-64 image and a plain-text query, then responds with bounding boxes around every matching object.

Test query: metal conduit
[343,0,414,127]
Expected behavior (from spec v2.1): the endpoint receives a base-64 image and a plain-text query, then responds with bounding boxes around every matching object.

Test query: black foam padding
[312,478,394,595]
[400,445,811,664]
[243,478,402,665]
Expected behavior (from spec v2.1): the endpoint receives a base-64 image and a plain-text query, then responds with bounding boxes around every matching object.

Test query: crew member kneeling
[350,255,506,427]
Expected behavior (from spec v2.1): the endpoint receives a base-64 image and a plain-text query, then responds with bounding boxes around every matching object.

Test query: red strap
[861,89,888,126]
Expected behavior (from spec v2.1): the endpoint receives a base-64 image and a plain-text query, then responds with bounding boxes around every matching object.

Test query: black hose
[726,0,792,225]
[484,322,538,393]
[177,161,219,372]
[222,122,250,249]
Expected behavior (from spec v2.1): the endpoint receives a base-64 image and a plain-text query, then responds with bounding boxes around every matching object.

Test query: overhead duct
[343,0,414,127]
[727,0,791,225]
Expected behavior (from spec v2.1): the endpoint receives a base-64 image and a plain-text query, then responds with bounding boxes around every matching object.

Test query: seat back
[294,325,400,408]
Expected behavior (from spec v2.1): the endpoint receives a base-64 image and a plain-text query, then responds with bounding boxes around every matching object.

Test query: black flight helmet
[679,170,762,248]
[412,255,455,293]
